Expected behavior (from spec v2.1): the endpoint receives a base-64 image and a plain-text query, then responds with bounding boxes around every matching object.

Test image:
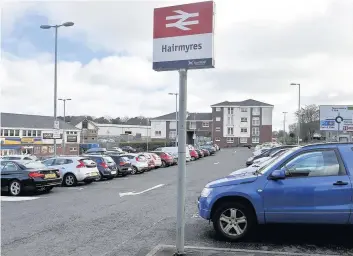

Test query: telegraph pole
[283,112,287,144]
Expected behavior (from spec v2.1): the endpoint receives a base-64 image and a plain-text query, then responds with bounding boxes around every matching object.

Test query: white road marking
[214,162,219,165]
[67,187,84,190]
[192,213,200,218]
[1,196,41,202]
[119,184,165,197]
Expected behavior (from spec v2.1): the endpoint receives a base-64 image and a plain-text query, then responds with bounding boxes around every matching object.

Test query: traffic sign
[153,1,215,71]
[53,130,61,139]
[54,120,60,130]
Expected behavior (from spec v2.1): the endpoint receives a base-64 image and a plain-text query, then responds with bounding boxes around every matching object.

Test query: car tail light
[28,171,45,178]
[76,160,86,168]
[119,162,126,166]
[135,157,140,162]
[100,162,108,168]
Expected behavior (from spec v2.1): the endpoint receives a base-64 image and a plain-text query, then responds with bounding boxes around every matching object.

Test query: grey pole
[176,69,187,255]
[53,26,58,157]
[283,112,287,145]
[146,119,149,152]
[63,100,66,153]
[298,84,301,145]
[175,93,178,146]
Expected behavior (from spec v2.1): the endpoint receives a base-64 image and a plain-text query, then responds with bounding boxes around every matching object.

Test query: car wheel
[213,202,255,241]
[191,157,195,161]
[64,173,77,187]
[44,186,54,192]
[131,166,138,175]
[9,180,21,196]
[84,180,94,184]
[161,161,166,168]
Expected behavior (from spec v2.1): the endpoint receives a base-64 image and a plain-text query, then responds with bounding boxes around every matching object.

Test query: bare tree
[295,104,320,141]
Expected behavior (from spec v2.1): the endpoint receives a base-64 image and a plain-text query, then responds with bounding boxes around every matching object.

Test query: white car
[1,155,38,164]
[148,153,162,168]
[155,147,191,162]
[42,156,100,186]
[120,153,149,174]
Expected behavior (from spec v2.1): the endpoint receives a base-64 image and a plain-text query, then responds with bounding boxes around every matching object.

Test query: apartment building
[150,112,212,145]
[211,99,273,147]
[150,99,273,147]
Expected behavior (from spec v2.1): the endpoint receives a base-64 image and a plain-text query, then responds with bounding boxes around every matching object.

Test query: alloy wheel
[65,174,75,186]
[10,181,21,196]
[219,208,247,237]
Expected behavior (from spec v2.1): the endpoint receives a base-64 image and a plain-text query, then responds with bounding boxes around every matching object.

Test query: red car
[151,151,174,167]
[189,150,199,161]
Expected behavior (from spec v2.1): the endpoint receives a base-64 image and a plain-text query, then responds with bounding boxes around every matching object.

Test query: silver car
[120,153,148,174]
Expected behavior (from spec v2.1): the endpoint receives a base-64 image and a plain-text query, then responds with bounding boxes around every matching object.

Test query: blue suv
[198,143,353,241]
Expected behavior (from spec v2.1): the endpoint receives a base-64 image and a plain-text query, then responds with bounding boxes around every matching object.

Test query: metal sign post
[153,1,215,254]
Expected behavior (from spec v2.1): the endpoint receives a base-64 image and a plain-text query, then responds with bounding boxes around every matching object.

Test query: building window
[216,107,221,112]
[227,116,233,125]
[216,117,221,122]
[28,130,33,137]
[73,131,77,135]
[252,117,260,126]
[169,131,176,139]
[202,122,209,128]
[227,108,234,115]
[48,146,54,153]
[227,127,234,135]
[82,120,88,129]
[241,108,248,112]
[190,121,196,130]
[9,130,14,136]
[169,121,177,130]
[66,131,70,134]
[70,147,77,152]
[155,131,162,136]
[240,137,248,143]
[241,117,247,122]
[4,130,9,136]
[252,137,260,143]
[252,127,260,136]
[252,107,260,115]
[215,127,221,132]
[215,137,221,142]
[226,137,234,143]
[241,128,248,133]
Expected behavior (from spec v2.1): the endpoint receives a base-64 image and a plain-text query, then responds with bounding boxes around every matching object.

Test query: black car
[200,145,216,155]
[1,160,62,196]
[108,154,132,177]
[121,146,137,153]
[246,145,296,166]
[84,155,117,180]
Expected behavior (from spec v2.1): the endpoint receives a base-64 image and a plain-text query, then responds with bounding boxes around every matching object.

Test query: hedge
[118,141,175,151]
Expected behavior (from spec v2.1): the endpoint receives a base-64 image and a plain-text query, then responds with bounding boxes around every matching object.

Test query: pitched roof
[0,113,79,130]
[151,112,212,121]
[211,99,273,107]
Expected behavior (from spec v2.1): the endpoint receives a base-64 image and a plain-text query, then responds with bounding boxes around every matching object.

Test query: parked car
[120,153,148,174]
[1,160,62,196]
[121,146,137,153]
[85,147,107,154]
[214,144,220,151]
[200,145,216,155]
[142,153,155,171]
[190,150,199,161]
[107,154,133,177]
[150,151,174,167]
[198,143,353,241]
[155,147,191,162]
[246,146,296,166]
[42,156,100,186]
[149,153,162,168]
[251,148,289,166]
[201,148,210,157]
[84,155,117,180]
[195,149,204,158]
[1,155,38,164]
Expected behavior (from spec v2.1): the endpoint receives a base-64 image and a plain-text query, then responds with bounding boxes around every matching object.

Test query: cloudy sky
[1,0,352,131]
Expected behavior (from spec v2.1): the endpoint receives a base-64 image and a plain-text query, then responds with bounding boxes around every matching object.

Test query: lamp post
[40,21,74,157]
[168,92,179,146]
[282,112,287,145]
[290,83,301,145]
[58,98,71,154]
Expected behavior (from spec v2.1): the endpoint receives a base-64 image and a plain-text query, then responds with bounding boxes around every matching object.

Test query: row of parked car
[0,144,220,196]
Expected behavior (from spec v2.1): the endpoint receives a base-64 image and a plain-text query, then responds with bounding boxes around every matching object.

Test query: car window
[283,150,341,177]
[3,156,21,160]
[103,156,114,164]
[24,162,47,169]
[2,162,19,171]
[43,159,55,166]
[54,159,69,165]
[138,155,147,161]
[24,157,33,160]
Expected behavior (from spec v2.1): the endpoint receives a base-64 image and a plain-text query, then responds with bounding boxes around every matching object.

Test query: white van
[155,147,191,162]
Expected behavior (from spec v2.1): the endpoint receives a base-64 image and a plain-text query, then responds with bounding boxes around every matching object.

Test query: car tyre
[44,186,54,192]
[191,157,195,161]
[131,166,138,175]
[63,173,77,187]
[161,160,166,168]
[8,180,22,196]
[212,202,255,241]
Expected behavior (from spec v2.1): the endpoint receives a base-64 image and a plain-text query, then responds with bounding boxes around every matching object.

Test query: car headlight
[247,157,254,161]
[200,187,213,198]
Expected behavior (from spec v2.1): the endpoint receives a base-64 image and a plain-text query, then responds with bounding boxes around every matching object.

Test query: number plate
[44,173,56,179]
[90,172,98,177]
[111,171,117,175]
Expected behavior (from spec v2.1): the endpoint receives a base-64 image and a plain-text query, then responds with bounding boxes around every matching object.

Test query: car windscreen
[258,147,300,174]
[23,161,48,169]
[103,156,115,164]
[2,156,21,160]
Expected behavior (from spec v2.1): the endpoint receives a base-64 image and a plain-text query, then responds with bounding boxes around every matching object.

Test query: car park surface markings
[214,162,219,164]
[1,196,41,202]
[119,183,165,197]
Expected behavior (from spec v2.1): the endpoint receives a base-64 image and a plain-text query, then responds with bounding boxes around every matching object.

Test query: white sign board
[53,130,61,139]
[319,105,353,131]
[54,120,60,130]
[153,1,215,71]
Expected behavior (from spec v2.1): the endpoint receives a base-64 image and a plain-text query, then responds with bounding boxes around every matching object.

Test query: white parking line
[67,187,84,190]
[214,162,219,165]
[1,196,41,202]
[119,184,165,197]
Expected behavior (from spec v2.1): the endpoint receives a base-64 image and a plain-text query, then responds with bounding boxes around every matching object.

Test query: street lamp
[290,83,301,145]
[58,98,71,154]
[168,92,179,146]
[40,21,74,157]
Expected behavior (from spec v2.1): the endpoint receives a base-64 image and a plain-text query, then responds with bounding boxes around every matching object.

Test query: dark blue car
[198,143,353,241]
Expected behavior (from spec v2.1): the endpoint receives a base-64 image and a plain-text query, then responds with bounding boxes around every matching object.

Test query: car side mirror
[270,169,286,180]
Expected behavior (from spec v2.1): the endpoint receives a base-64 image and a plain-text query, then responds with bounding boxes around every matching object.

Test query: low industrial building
[0,113,81,156]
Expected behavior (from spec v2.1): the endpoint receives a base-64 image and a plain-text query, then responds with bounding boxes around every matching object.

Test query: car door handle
[333,181,349,186]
